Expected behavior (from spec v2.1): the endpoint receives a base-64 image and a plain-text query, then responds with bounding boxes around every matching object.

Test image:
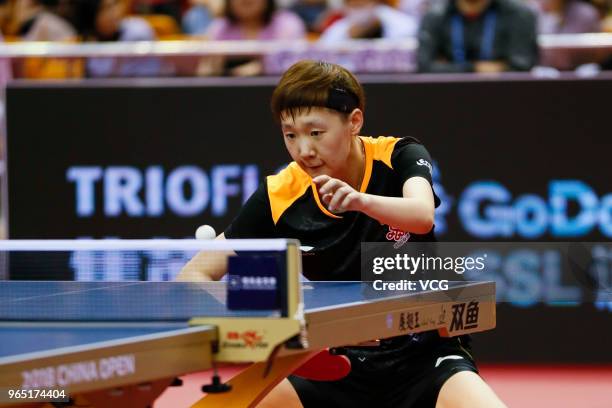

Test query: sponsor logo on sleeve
[416,159,433,175]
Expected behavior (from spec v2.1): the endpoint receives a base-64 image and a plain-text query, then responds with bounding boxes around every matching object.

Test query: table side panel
[0,326,217,399]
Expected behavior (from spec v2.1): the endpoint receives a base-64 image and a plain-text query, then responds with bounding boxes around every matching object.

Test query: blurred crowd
[0,0,611,75]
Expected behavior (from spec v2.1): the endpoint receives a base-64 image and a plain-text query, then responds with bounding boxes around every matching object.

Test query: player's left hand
[312,175,367,213]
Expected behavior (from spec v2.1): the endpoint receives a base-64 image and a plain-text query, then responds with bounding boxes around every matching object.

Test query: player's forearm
[176,255,213,281]
[359,194,434,234]
[176,250,230,282]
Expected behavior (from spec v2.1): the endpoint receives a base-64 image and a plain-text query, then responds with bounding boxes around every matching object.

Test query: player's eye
[284,133,295,139]
[311,130,324,137]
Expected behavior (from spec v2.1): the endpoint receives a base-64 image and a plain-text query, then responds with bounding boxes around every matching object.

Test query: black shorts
[288,332,478,408]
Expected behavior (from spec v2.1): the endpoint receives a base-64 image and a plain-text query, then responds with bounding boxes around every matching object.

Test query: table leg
[191,351,318,408]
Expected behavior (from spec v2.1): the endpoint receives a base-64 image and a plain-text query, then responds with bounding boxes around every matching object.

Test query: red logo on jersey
[386,226,407,241]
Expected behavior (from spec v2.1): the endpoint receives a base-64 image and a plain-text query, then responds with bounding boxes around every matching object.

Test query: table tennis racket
[292,348,351,381]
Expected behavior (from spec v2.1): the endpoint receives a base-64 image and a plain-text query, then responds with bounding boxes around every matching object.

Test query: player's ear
[348,109,363,136]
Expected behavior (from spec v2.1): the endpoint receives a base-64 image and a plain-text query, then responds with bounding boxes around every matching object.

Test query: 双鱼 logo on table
[222,330,269,349]
[449,301,480,333]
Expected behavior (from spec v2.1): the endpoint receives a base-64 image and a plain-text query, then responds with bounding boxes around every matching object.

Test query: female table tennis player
[179,60,506,408]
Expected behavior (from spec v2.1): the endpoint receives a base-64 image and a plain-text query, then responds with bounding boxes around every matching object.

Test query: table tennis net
[0,239,293,282]
[0,239,298,321]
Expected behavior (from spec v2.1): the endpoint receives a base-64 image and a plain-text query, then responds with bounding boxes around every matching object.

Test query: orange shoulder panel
[266,163,312,224]
[360,136,400,169]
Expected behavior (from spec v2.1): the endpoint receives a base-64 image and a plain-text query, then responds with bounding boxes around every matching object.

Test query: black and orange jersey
[224,136,440,281]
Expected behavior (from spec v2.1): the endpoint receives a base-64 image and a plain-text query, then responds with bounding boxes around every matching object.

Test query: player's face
[280,107,363,179]
[230,0,267,21]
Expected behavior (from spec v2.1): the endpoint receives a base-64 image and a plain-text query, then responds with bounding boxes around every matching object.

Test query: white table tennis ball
[195,225,217,240]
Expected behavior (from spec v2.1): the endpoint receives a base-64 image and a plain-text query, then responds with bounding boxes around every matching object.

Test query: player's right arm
[177,181,276,282]
[176,233,232,281]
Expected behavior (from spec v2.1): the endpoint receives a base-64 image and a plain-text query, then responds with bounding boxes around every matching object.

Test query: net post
[284,240,303,321]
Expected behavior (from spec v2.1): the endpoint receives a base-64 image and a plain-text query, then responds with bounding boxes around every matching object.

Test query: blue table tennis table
[0,280,495,408]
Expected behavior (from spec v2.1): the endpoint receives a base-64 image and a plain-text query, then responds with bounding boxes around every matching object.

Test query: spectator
[131,0,182,23]
[418,0,538,73]
[291,0,329,32]
[399,0,441,20]
[0,0,10,33]
[182,0,215,34]
[605,7,612,32]
[531,0,601,69]
[7,0,81,78]
[14,0,76,40]
[201,0,306,75]
[206,0,306,40]
[530,0,601,33]
[73,0,155,41]
[316,7,346,33]
[72,0,160,77]
[319,0,419,41]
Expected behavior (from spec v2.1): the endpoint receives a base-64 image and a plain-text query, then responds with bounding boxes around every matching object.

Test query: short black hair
[271,60,366,121]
